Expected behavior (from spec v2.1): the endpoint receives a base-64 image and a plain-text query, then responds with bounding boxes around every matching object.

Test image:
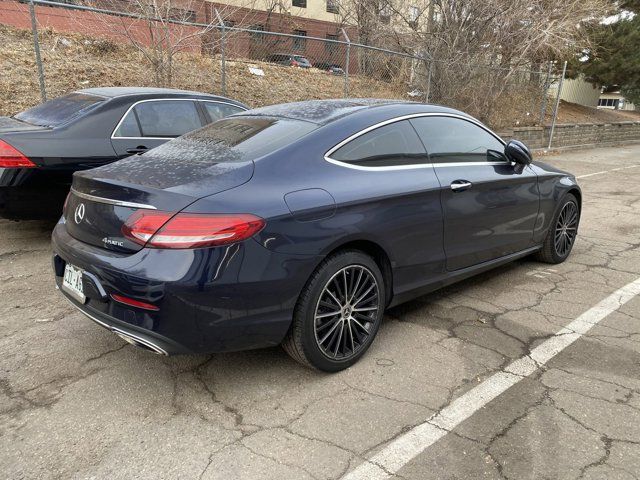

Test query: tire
[283,250,386,372]
[536,193,580,264]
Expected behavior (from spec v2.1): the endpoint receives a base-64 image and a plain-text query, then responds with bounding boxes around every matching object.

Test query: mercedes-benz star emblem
[74,203,85,224]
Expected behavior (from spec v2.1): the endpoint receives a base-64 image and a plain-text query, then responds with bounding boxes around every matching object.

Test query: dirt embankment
[0,25,405,116]
[2,24,639,127]
[547,100,640,125]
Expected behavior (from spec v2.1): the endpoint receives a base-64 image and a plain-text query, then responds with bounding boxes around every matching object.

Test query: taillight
[0,140,36,168]
[121,211,265,249]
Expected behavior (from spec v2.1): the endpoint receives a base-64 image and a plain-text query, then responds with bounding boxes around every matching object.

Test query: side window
[410,116,504,163]
[134,100,201,137]
[330,120,426,167]
[113,109,141,137]
[202,102,245,123]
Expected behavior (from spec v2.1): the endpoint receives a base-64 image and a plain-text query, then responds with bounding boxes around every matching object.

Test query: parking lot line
[343,276,640,480]
[577,164,640,179]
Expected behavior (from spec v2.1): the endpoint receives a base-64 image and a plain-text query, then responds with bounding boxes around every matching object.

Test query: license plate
[62,263,86,303]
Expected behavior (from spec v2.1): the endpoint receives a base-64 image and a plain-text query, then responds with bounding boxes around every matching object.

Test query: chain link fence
[4,0,566,134]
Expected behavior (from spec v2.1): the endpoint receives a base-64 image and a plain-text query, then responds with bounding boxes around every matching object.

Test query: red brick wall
[0,0,203,51]
[204,2,358,71]
[0,0,357,68]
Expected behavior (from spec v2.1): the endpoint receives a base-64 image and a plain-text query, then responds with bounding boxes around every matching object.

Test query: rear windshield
[164,115,317,162]
[14,93,105,127]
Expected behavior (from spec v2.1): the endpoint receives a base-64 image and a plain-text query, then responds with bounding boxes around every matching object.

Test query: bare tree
[84,0,258,87]
[343,0,615,125]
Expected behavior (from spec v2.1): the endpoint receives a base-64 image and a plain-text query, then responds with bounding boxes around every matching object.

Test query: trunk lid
[0,116,50,134]
[65,146,255,253]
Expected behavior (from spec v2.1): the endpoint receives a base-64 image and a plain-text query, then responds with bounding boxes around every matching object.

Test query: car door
[110,99,203,158]
[410,115,539,271]
[326,119,446,291]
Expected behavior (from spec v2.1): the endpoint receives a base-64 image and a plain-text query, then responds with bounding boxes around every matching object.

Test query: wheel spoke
[318,319,341,345]
[315,310,342,319]
[325,288,342,308]
[333,321,344,358]
[347,320,355,353]
[353,306,377,312]
[343,269,349,303]
[319,299,339,310]
[353,284,375,307]
[348,268,364,304]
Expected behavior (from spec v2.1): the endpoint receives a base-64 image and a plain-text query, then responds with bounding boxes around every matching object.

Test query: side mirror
[504,140,532,165]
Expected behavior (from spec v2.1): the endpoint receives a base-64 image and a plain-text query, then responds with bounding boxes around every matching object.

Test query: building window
[167,7,196,22]
[293,29,307,50]
[250,24,265,43]
[292,0,307,7]
[326,0,339,14]
[598,98,619,108]
[325,33,339,54]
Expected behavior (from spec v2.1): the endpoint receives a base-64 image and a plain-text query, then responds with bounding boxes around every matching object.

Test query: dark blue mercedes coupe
[51,99,581,371]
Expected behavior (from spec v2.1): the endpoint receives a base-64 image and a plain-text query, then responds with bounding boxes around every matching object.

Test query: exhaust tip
[114,330,167,355]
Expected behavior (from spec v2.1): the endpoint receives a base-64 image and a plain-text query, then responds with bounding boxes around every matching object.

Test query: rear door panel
[110,99,203,158]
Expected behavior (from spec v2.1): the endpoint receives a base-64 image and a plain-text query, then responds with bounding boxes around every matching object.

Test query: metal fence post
[548,60,567,150]
[29,0,46,102]
[214,8,226,96]
[341,28,350,98]
[424,57,432,103]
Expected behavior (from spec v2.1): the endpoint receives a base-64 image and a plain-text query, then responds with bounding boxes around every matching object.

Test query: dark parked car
[266,53,313,68]
[0,87,247,219]
[51,99,581,372]
[314,62,345,75]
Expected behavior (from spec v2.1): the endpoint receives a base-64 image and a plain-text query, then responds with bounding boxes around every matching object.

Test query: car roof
[239,99,470,126]
[74,87,229,99]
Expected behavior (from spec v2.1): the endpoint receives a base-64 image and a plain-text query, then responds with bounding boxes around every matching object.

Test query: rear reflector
[0,140,36,168]
[111,293,160,311]
[121,211,265,249]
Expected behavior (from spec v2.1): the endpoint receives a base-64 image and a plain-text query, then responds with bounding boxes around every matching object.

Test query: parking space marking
[577,164,640,179]
[343,276,640,480]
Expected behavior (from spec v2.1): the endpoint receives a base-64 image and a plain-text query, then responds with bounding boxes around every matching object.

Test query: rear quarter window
[330,120,427,167]
[13,93,105,127]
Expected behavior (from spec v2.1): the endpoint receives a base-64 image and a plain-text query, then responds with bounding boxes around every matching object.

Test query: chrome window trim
[71,188,157,210]
[323,112,508,172]
[110,98,248,140]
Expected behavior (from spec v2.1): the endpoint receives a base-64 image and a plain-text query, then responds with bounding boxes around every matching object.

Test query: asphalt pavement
[1,144,639,479]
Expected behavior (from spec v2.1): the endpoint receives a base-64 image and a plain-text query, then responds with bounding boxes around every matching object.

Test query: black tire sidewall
[297,251,385,372]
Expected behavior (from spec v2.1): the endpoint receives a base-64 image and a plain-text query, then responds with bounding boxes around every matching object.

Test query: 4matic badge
[102,237,124,247]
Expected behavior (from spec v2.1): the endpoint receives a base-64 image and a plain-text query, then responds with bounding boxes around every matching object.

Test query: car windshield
[168,115,317,161]
[13,93,105,127]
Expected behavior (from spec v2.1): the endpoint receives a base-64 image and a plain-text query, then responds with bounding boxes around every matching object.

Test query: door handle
[126,146,148,155]
[450,180,472,192]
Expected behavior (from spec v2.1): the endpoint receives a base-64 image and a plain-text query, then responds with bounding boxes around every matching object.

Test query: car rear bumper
[51,220,321,355]
[0,168,69,219]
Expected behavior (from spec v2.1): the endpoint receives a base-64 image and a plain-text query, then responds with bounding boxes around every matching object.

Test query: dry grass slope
[0,25,406,116]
